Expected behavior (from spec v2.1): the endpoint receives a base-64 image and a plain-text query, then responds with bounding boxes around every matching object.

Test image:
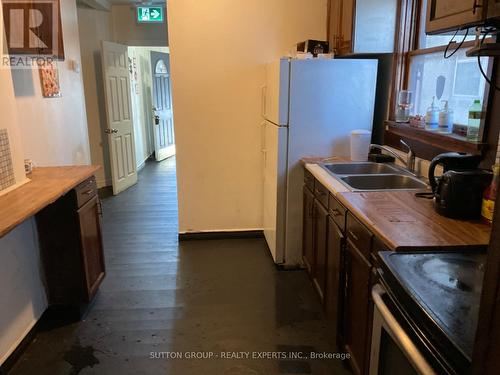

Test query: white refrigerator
[262,58,378,267]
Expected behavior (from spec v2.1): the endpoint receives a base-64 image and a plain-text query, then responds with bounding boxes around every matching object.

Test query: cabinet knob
[104,129,118,134]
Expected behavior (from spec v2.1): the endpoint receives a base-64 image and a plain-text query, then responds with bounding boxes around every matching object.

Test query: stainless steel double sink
[321,162,428,191]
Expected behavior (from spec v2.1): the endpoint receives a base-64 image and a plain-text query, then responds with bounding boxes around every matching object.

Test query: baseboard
[0,305,94,374]
[179,230,264,241]
[0,317,40,374]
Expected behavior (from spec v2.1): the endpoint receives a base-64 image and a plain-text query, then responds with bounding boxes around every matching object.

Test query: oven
[369,284,441,375]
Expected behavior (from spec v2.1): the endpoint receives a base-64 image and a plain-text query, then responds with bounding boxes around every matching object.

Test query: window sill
[384,121,487,160]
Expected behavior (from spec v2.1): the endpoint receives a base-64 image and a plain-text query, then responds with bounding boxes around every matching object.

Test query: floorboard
[7,158,350,375]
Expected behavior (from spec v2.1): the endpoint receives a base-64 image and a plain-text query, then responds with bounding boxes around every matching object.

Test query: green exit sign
[137,6,164,23]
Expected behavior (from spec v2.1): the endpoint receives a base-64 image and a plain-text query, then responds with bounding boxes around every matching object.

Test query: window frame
[389,0,494,142]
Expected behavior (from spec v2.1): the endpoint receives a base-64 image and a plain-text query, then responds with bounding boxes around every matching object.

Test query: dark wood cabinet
[326,216,345,344]
[328,0,397,55]
[313,199,329,301]
[344,239,373,375]
[328,0,354,54]
[426,0,489,34]
[36,176,105,314]
[488,0,500,18]
[303,186,315,274]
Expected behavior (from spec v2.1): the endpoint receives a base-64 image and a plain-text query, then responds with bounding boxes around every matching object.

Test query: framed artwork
[39,61,61,98]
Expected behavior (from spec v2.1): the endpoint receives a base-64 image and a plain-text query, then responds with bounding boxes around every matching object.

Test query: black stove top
[378,251,486,364]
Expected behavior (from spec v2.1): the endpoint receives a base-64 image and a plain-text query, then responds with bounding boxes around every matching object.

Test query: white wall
[77,6,114,187]
[112,5,168,47]
[0,220,47,365]
[0,56,27,193]
[167,0,327,233]
[13,0,91,166]
[0,0,90,365]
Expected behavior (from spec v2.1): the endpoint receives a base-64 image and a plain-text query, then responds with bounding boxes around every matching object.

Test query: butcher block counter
[0,166,100,238]
[337,191,491,251]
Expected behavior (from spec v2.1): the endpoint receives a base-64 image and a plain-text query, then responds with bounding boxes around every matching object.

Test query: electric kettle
[428,152,492,219]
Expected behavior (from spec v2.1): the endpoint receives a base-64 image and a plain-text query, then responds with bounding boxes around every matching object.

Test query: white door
[101,41,138,195]
[151,51,175,161]
[262,120,288,264]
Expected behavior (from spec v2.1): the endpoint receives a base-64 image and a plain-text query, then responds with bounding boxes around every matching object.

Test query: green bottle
[467,100,482,141]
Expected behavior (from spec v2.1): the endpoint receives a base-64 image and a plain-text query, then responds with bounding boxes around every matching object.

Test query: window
[395,0,492,133]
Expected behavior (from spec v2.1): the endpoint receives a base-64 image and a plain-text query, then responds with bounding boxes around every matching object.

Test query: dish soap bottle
[425,96,439,131]
[481,164,499,225]
[467,100,482,141]
[438,100,453,134]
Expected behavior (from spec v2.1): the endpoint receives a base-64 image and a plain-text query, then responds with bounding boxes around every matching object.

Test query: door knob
[105,129,118,134]
[154,115,160,125]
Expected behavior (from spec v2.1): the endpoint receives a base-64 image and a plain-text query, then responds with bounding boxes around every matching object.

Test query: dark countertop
[378,251,486,365]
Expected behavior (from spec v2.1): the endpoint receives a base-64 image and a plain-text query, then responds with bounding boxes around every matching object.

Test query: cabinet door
[344,240,372,375]
[326,216,344,344]
[313,200,329,300]
[426,0,485,34]
[303,186,315,274]
[338,0,354,55]
[328,0,342,53]
[488,0,500,18]
[77,195,106,302]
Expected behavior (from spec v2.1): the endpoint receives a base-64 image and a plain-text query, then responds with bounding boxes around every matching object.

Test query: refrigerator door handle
[261,86,267,118]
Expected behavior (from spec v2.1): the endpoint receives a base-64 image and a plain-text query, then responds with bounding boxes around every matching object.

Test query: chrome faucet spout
[370,141,416,174]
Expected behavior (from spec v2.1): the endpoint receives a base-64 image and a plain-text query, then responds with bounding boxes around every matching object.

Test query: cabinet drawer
[346,212,373,259]
[329,194,346,232]
[314,180,329,207]
[304,169,315,191]
[75,176,97,208]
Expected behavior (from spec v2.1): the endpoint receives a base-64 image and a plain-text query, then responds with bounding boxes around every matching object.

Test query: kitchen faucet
[370,140,416,174]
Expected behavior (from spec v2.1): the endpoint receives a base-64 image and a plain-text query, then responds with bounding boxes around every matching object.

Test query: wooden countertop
[0,166,100,238]
[337,191,491,251]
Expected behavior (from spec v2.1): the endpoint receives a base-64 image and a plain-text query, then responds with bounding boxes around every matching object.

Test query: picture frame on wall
[39,61,62,98]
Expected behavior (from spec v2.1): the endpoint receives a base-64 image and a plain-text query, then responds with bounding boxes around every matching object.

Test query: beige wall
[77,6,114,186]
[112,5,168,47]
[0,0,90,364]
[167,0,327,233]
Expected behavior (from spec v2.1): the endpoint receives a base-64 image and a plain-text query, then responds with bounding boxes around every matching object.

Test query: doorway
[128,46,175,169]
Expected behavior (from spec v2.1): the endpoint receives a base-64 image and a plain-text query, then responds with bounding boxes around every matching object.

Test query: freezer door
[263,58,290,126]
[284,59,378,266]
[262,120,288,264]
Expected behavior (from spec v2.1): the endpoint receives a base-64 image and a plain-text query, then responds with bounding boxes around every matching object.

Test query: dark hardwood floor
[8,158,349,375]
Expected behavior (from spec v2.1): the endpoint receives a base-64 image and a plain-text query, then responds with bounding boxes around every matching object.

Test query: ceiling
[107,0,165,4]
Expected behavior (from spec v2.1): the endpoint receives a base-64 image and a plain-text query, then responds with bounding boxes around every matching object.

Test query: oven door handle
[372,284,436,375]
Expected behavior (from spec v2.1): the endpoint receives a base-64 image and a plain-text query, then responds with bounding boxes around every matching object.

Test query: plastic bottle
[467,100,482,141]
[438,100,453,134]
[481,165,499,225]
[425,96,439,131]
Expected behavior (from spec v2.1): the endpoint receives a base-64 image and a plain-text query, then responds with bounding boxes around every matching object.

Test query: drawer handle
[348,230,359,241]
[315,188,327,196]
[82,189,94,196]
[330,208,342,217]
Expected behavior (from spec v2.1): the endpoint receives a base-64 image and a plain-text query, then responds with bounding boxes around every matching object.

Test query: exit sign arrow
[137,6,164,23]
[151,9,160,19]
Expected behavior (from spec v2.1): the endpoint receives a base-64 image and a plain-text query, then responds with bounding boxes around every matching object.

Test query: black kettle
[428,152,492,219]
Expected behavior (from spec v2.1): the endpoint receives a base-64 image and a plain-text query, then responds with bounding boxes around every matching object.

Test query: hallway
[9,159,349,375]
